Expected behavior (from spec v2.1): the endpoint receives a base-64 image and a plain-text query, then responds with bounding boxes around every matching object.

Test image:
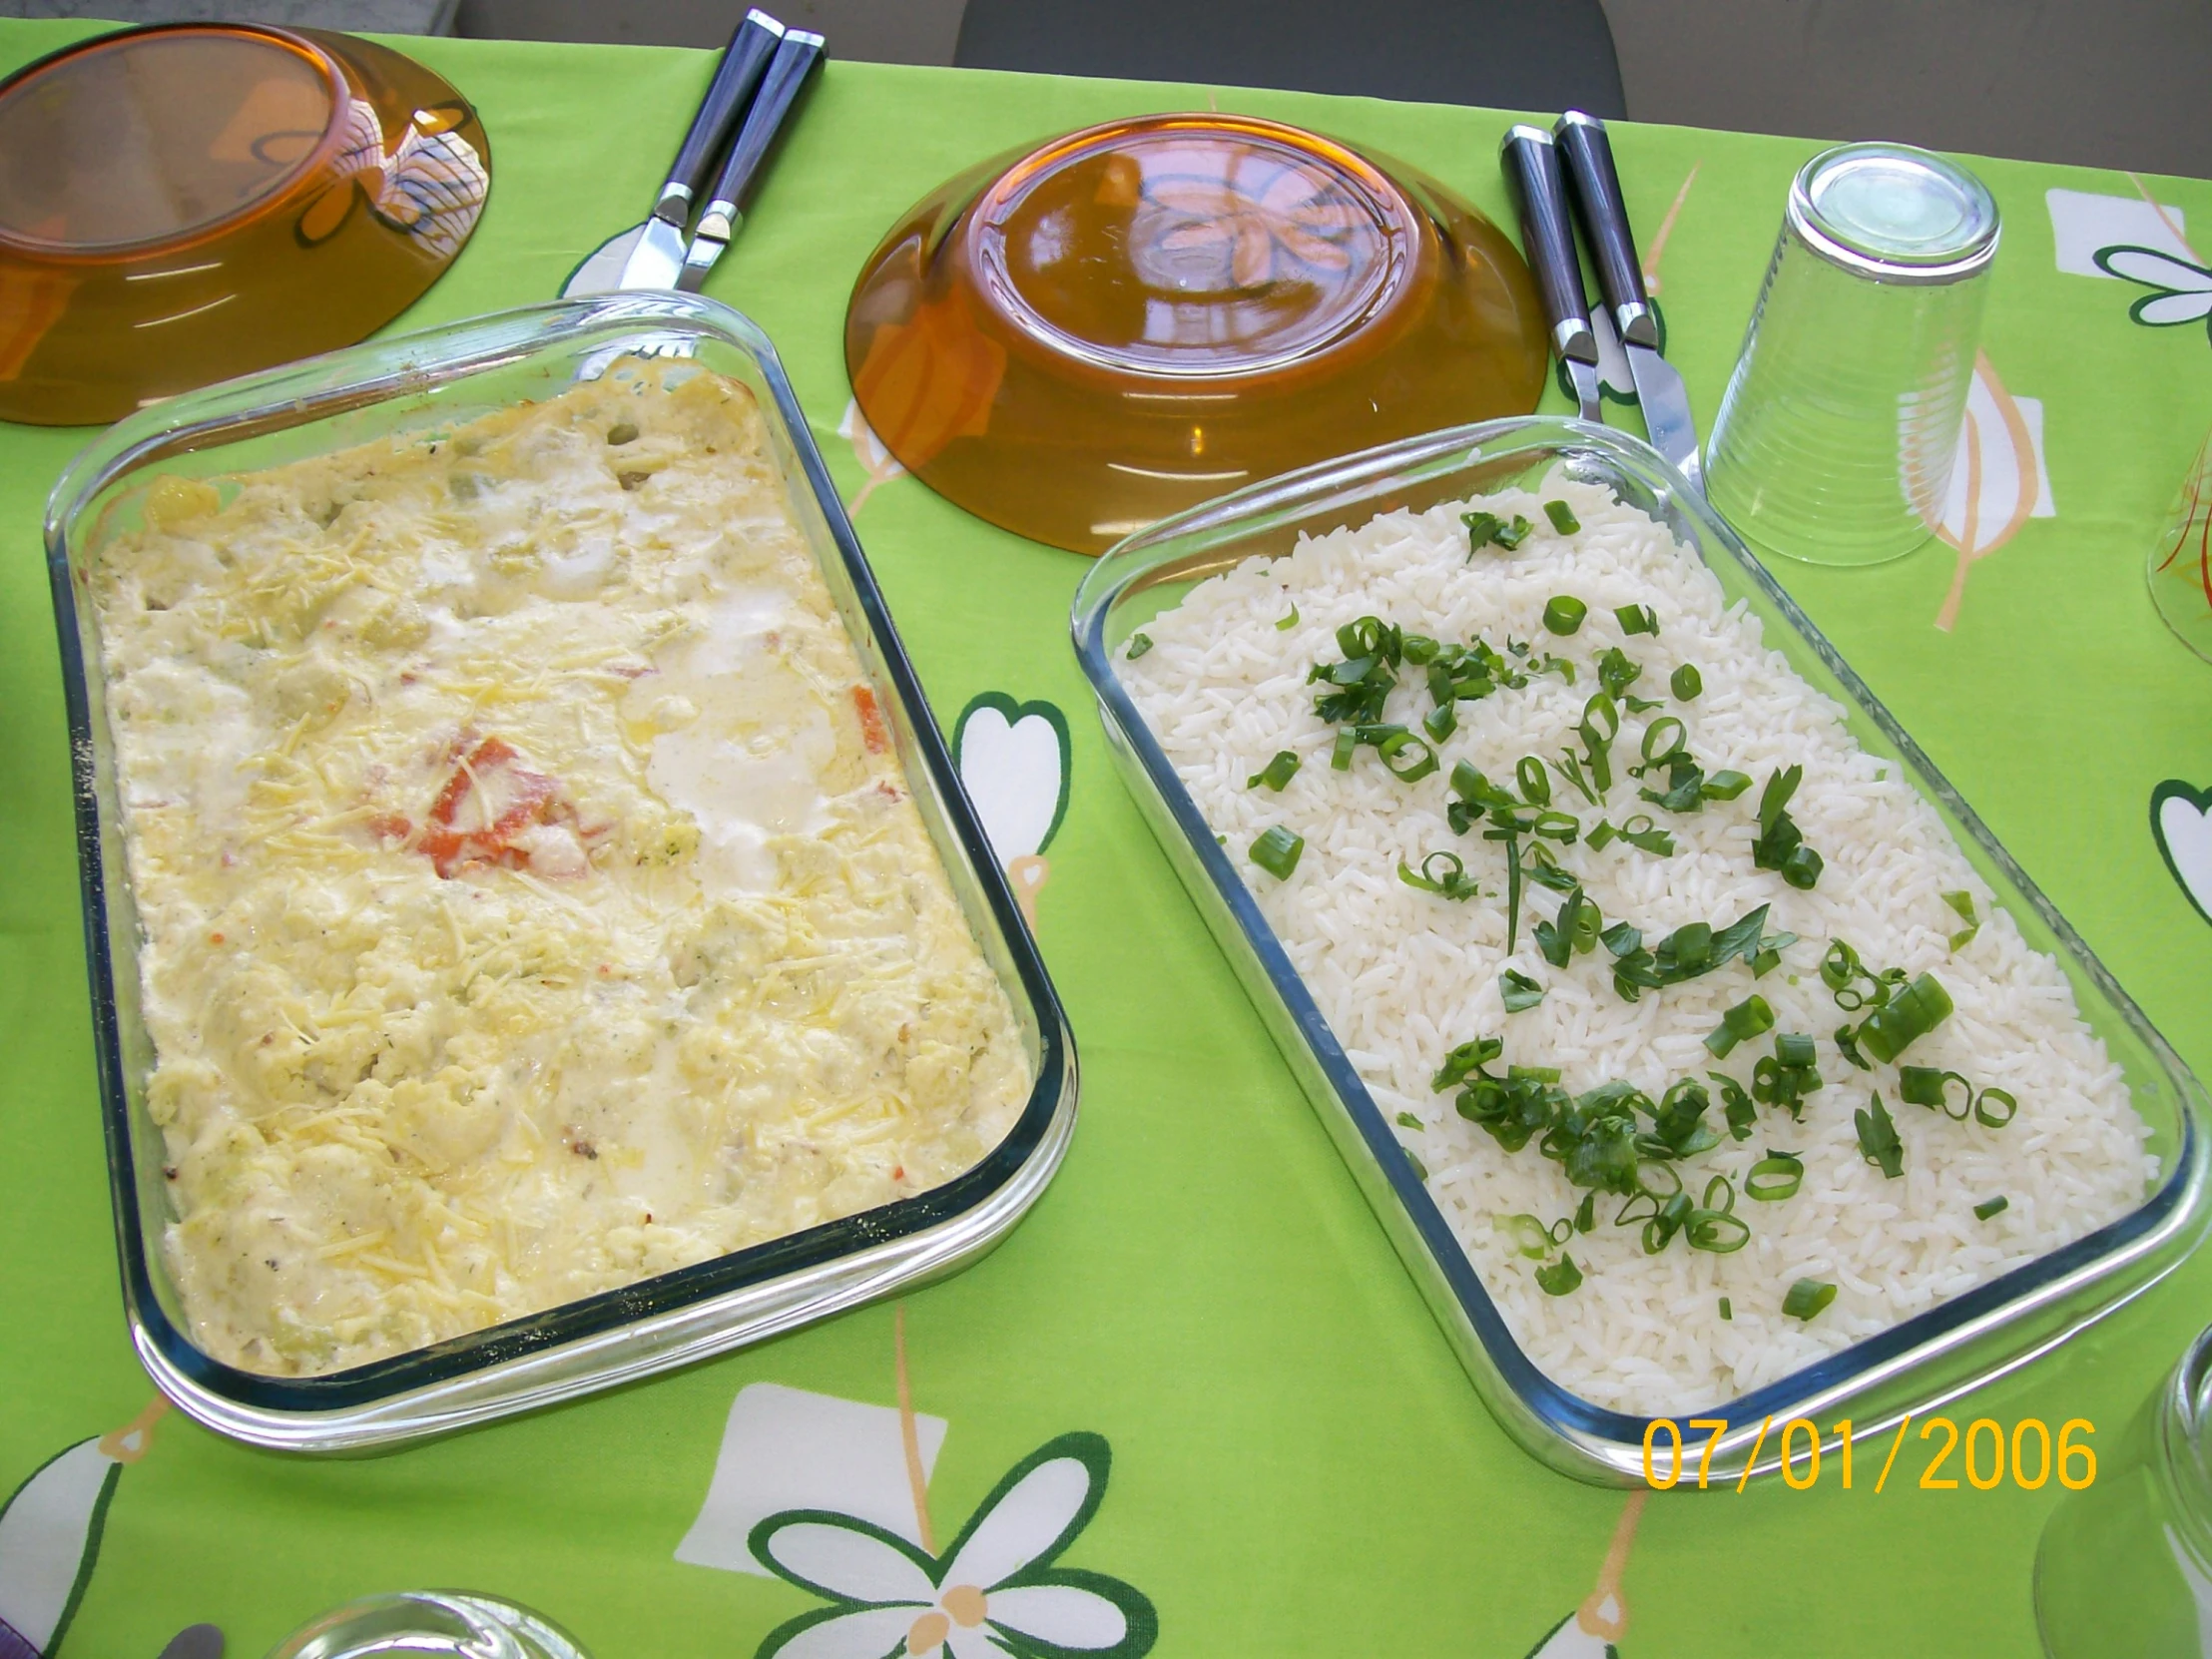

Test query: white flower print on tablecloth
[749,1432,1155,1659]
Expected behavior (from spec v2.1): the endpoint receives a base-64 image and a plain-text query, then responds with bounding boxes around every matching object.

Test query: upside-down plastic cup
[1704,142,2000,566]
[2035,1324,2212,1657]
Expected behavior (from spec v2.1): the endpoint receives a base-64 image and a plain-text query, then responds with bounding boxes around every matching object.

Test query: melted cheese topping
[92,361,1031,1378]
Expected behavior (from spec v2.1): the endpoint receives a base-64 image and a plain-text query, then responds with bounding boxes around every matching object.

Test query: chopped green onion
[1422,702,1457,742]
[1712,1072,1758,1140]
[1494,514,1533,550]
[1596,648,1642,699]
[1745,1149,1805,1201]
[1247,750,1301,791]
[1575,1192,1596,1233]
[1622,693,1666,714]
[1602,921,1643,957]
[1534,1254,1582,1296]
[1549,752,1599,807]
[1587,819,1617,850]
[1943,888,1980,950]
[1783,1279,1837,1321]
[1671,663,1703,700]
[1899,1066,1972,1119]
[1854,972,1953,1065]
[1751,765,1823,889]
[1125,633,1154,660]
[1331,727,1357,770]
[1498,1213,1552,1259]
[1249,826,1304,879]
[1700,770,1752,801]
[1500,968,1546,1012]
[1974,1087,2018,1129]
[1706,994,1776,1058]
[1398,850,1480,901]
[1616,814,1676,855]
[1835,1023,1871,1070]
[1974,1195,2009,1220]
[1856,1091,1905,1178]
[1395,1111,1423,1130]
[1640,717,1688,766]
[1403,1145,1428,1180]
[1461,510,1500,547]
[1516,756,1552,806]
[1548,1216,1576,1245]
[1543,595,1588,635]
[1687,1210,1750,1254]
[1775,1033,1817,1068]
[1719,1297,1733,1321]
[1374,728,1438,783]
[1543,500,1581,534]
[1276,604,1300,630]
[1616,604,1659,636]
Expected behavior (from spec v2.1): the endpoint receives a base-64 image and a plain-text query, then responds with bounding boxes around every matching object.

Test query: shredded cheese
[93,359,1031,1378]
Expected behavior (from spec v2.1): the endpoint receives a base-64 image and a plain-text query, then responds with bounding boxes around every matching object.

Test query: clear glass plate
[1071,416,2209,1485]
[47,292,1078,1452]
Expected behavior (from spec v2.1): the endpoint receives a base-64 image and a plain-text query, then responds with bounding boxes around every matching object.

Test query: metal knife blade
[615,215,691,292]
[1554,111,1703,489]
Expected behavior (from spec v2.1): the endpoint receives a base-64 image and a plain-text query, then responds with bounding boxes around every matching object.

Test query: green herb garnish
[1899,1066,1971,1119]
[1534,1254,1583,1296]
[1500,968,1546,1012]
[1276,604,1300,630]
[1249,826,1304,879]
[1705,994,1776,1058]
[1974,1195,2009,1220]
[1720,1297,1733,1320]
[1943,889,1979,951]
[1125,632,1154,660]
[1783,1279,1837,1321]
[1247,750,1301,792]
[1671,663,1703,700]
[1463,510,1533,553]
[1854,972,1953,1065]
[1544,500,1581,535]
[1712,1072,1758,1140]
[1398,850,1481,901]
[1396,1111,1423,1130]
[1403,1145,1428,1180]
[1856,1091,1905,1178]
[1751,765,1824,889]
[1543,595,1588,635]
[1975,1087,2018,1129]
[1616,604,1659,636]
[1596,648,1642,699]
[1746,1147,1804,1201]
[1422,701,1457,743]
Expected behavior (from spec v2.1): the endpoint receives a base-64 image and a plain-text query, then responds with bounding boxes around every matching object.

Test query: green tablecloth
[5,19,2212,1657]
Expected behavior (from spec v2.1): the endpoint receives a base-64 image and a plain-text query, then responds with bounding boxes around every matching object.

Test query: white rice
[1123,473,2156,1413]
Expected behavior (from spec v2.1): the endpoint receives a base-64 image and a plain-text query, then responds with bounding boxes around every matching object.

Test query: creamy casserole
[90,360,1030,1377]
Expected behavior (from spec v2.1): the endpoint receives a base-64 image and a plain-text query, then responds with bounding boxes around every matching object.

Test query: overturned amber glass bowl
[0,22,489,426]
[845,112,1548,554]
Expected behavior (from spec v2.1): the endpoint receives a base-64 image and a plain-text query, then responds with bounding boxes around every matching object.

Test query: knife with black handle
[1499,124,1603,424]
[614,9,787,290]
[1554,110,1703,489]
[678,28,828,290]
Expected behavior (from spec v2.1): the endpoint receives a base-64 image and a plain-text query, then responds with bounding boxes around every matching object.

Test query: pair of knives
[1500,114,1702,492]
[563,9,826,296]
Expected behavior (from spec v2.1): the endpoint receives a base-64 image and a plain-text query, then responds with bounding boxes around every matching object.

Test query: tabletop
[4,18,2212,1659]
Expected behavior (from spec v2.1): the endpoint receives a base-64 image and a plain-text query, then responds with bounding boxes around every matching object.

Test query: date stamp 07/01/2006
[1642,1415,2097,1492]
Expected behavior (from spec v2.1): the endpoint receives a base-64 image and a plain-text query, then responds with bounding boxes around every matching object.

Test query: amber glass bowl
[0,23,489,426]
[846,113,1548,554]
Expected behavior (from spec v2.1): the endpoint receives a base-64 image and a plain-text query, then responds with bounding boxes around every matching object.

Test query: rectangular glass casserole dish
[1071,416,2208,1486]
[48,292,1077,1452]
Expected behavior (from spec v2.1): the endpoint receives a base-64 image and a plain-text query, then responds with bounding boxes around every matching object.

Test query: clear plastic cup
[2035,1325,2212,1657]
[1705,142,2000,566]
[2149,417,2212,662]
[265,1591,591,1659]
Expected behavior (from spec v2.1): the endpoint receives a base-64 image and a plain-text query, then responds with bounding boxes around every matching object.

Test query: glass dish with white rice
[1074,420,2211,1484]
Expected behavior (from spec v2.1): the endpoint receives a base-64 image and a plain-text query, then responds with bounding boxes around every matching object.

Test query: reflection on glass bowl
[0,22,489,425]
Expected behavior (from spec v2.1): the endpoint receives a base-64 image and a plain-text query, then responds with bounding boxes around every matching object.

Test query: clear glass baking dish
[1071,417,2210,1486]
[47,292,1077,1453]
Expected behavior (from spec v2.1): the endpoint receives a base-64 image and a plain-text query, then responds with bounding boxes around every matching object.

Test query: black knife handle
[657,9,786,225]
[698,29,826,225]
[1554,111,1658,348]
[1499,125,1598,367]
